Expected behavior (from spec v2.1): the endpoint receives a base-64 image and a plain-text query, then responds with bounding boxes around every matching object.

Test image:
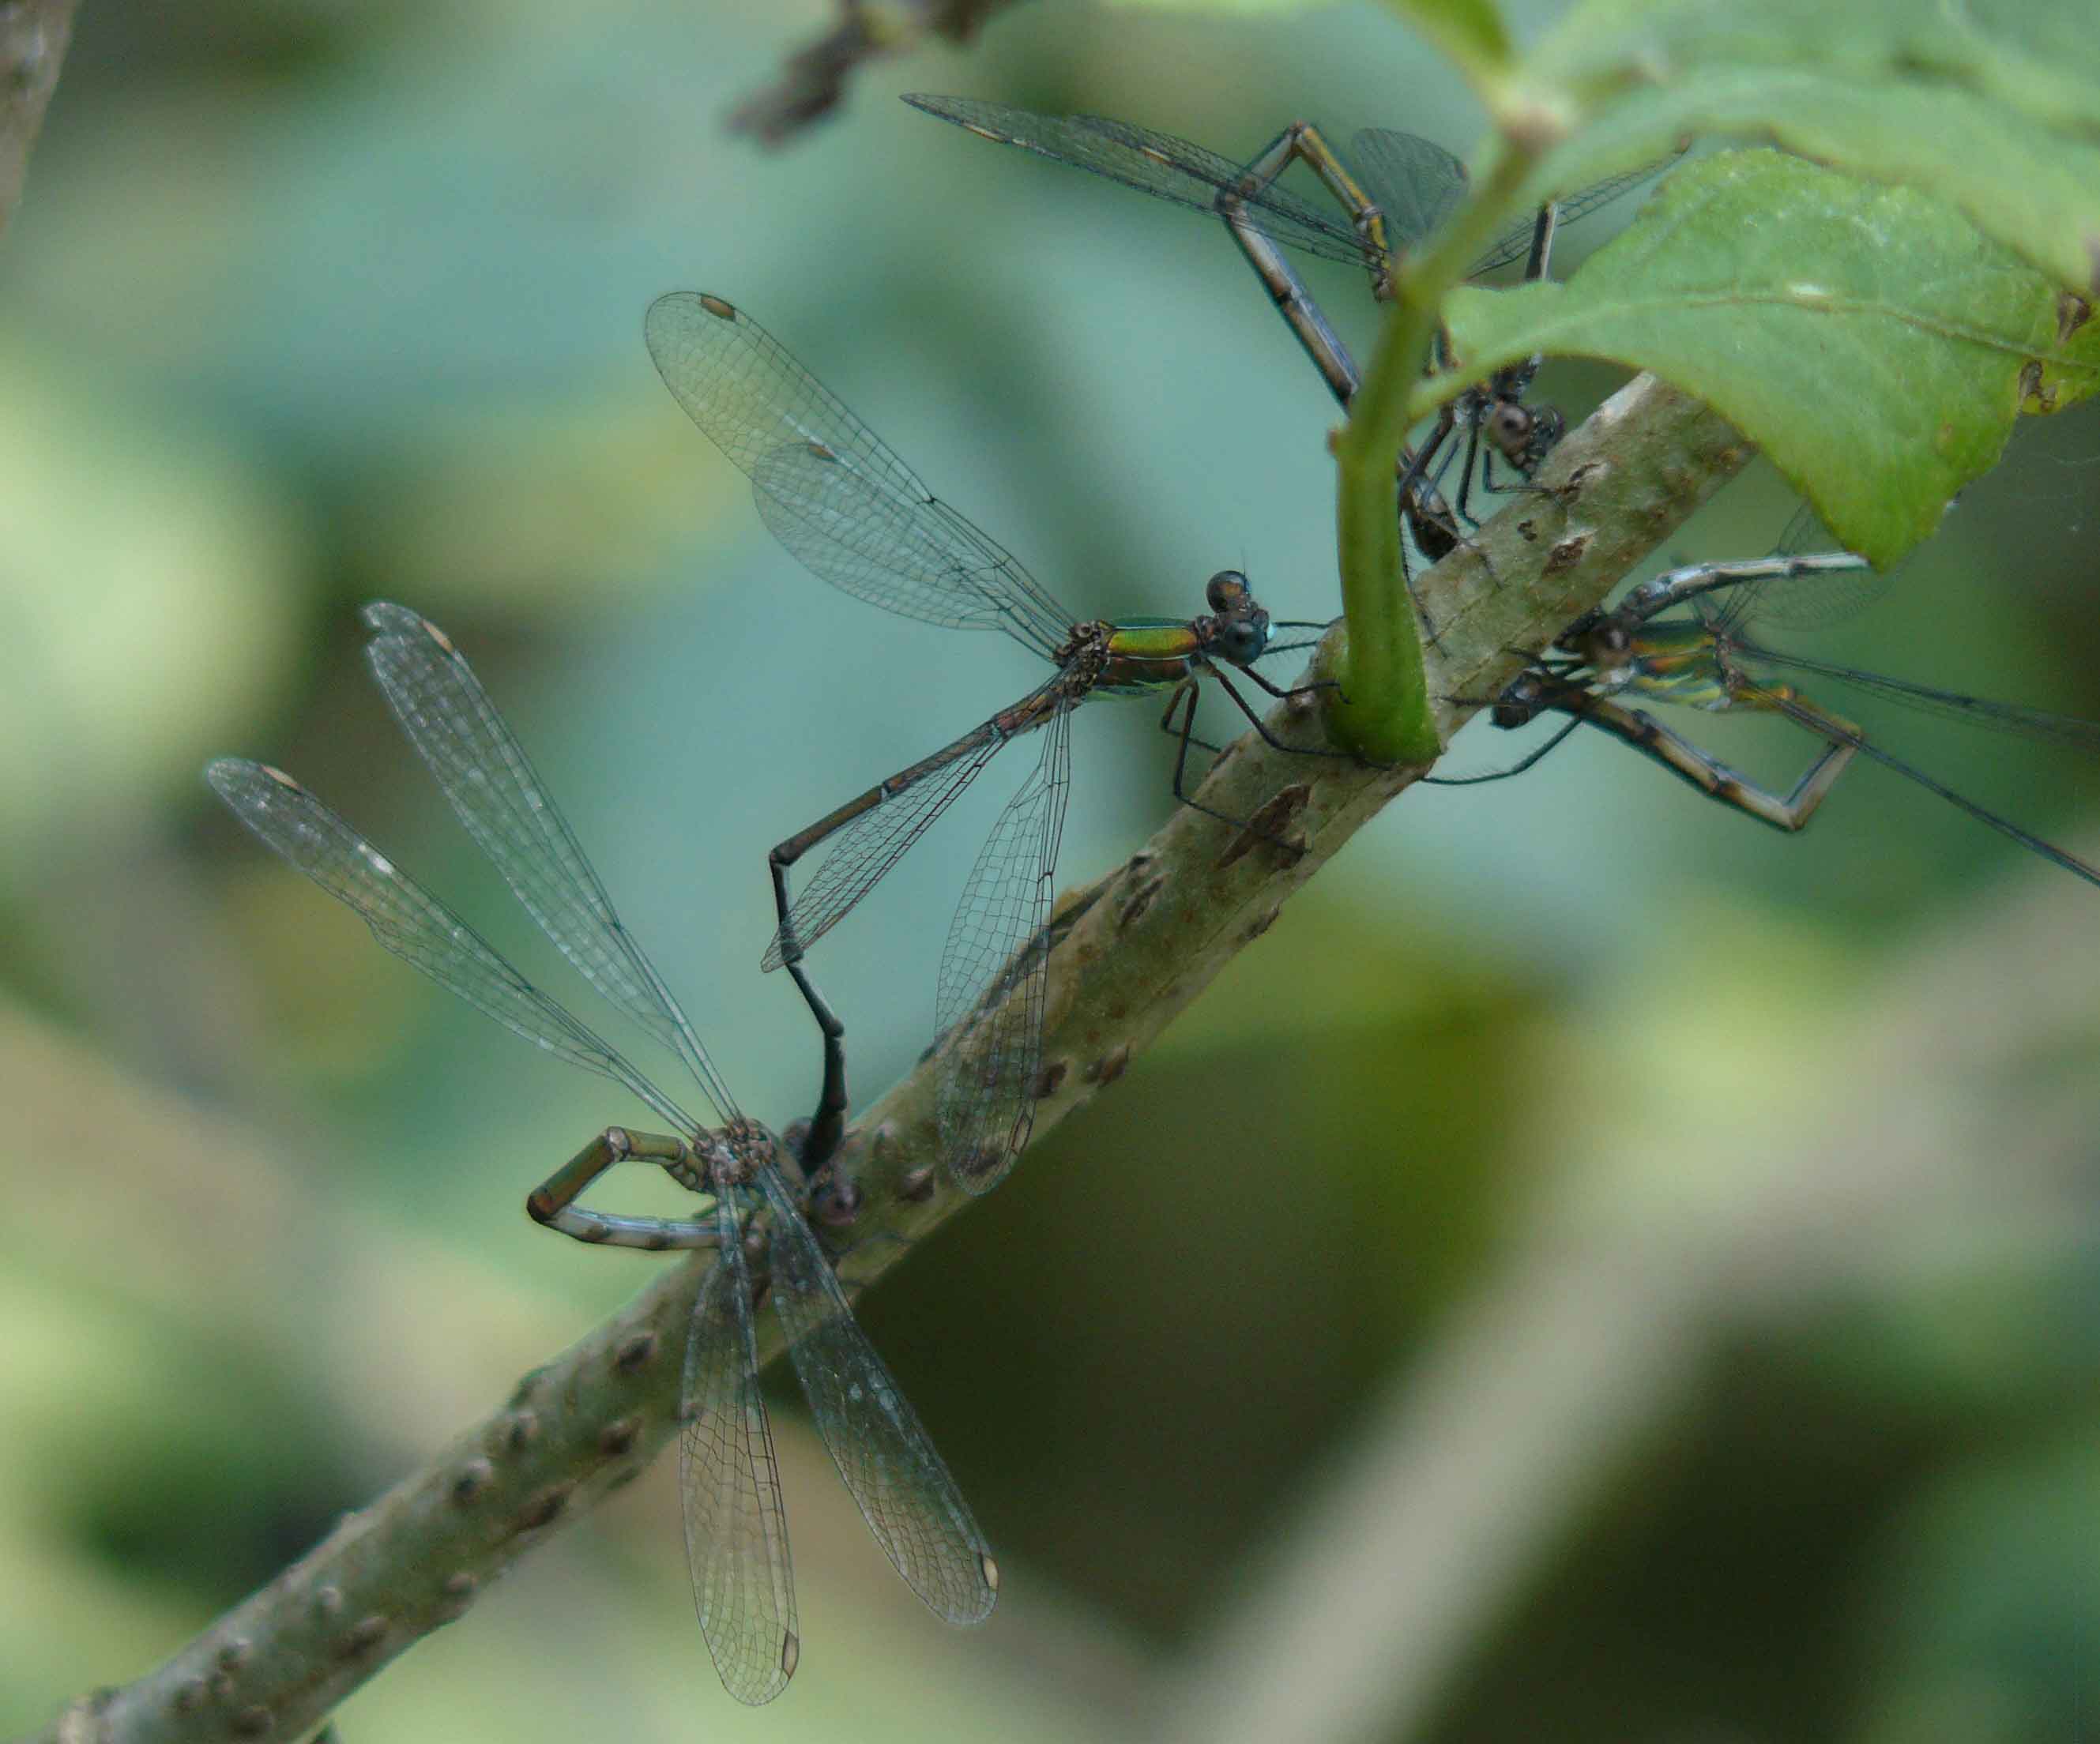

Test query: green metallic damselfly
[209,603,995,1706]
[1431,506,2100,881]
[645,291,1338,1197]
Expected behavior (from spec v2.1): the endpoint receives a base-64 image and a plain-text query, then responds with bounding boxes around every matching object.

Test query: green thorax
[1097,619,1203,695]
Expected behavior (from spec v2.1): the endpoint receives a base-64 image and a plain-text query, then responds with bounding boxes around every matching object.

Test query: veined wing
[905,96,1372,269]
[1735,646,2100,753]
[681,1193,799,1705]
[360,603,737,1121]
[762,681,1064,972]
[934,696,1072,1195]
[205,758,693,1133]
[910,96,1677,286]
[1704,503,1895,635]
[749,442,1071,661]
[645,291,1075,662]
[1347,128,1467,254]
[756,1165,998,1625]
[1470,145,1688,276]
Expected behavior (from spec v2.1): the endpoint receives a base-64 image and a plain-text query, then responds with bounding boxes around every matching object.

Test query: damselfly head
[1204,569,1270,666]
[1488,400,1565,473]
[1490,670,1549,729]
[1559,611,1633,673]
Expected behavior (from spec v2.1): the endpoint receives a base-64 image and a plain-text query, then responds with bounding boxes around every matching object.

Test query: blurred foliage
[2,2,2097,1742]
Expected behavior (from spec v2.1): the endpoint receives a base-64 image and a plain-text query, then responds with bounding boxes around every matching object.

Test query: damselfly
[904,96,1677,558]
[208,603,995,1705]
[1431,508,2100,882]
[645,291,1334,1196]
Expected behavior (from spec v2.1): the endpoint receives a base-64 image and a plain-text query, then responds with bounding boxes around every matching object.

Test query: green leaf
[1508,67,2100,297]
[1535,0,2100,137]
[1428,150,2087,565]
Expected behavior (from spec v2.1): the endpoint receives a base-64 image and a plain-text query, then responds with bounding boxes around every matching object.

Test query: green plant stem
[1330,142,1546,764]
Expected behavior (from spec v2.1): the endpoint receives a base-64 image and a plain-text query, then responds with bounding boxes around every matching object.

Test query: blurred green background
[4,2,2098,1741]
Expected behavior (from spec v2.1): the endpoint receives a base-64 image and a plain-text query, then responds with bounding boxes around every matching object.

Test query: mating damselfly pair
[202,95,2100,1716]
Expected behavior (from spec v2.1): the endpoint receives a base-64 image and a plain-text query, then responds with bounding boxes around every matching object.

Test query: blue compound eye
[1217,615,1267,665]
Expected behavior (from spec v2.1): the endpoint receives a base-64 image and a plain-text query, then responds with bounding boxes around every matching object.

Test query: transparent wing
[1705,502,1899,634]
[205,758,692,1132]
[1470,146,1688,275]
[762,688,1062,972]
[680,1193,799,1706]
[933,697,1072,1195]
[748,442,1071,660]
[360,603,737,1121]
[1749,687,2100,889]
[645,291,1074,661]
[1347,128,1468,252]
[757,1165,998,1626]
[1734,648,2100,754]
[903,95,1375,268]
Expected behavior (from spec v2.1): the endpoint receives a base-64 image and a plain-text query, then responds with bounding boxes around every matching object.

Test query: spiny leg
[1157,697,1230,765]
[1151,664,1338,775]
[1162,680,1261,833]
[1220,121,1391,289]
[1233,661,1339,705]
[1207,667,1356,762]
[526,1127,719,1250]
[1448,412,1490,532]
[1467,407,1562,524]
[1160,675,1341,851]
[1458,414,1558,531]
